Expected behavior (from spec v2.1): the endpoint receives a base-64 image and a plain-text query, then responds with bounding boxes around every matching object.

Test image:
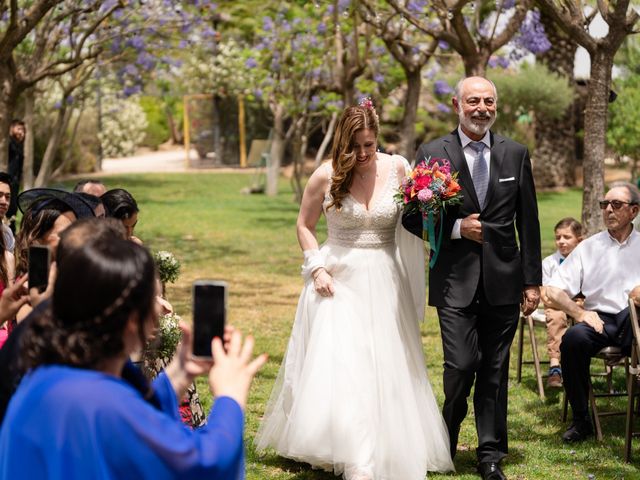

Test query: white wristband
[301,249,325,280]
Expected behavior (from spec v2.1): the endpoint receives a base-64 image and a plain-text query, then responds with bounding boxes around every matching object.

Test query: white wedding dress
[255,155,454,480]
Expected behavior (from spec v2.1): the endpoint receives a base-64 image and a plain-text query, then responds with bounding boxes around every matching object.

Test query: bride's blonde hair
[327,105,379,211]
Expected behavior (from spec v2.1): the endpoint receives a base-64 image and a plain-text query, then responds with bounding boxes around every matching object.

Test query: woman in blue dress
[0,237,266,479]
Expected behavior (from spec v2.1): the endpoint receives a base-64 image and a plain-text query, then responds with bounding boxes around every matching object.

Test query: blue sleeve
[151,371,181,421]
[97,392,245,479]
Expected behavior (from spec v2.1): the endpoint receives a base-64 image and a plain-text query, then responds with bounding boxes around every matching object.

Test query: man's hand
[630,285,640,307]
[460,213,482,244]
[521,285,540,316]
[578,310,605,334]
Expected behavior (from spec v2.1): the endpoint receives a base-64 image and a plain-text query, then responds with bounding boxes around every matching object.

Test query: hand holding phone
[192,280,227,359]
[28,245,51,293]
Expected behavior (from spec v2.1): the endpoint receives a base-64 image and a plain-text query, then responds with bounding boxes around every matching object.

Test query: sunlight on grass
[67,174,637,479]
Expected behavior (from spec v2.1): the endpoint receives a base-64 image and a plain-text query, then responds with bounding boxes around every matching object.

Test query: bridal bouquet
[396,157,462,267]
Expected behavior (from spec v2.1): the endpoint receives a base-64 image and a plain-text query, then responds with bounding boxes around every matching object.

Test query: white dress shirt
[541,250,564,285]
[548,229,640,314]
[451,127,491,239]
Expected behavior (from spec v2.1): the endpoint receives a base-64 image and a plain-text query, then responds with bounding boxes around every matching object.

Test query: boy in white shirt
[540,217,582,388]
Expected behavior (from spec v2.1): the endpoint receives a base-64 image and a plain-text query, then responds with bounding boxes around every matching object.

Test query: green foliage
[608,75,640,160]
[489,63,574,149]
[139,96,170,149]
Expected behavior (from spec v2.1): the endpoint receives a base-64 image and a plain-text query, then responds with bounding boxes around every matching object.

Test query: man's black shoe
[477,461,507,480]
[562,420,593,443]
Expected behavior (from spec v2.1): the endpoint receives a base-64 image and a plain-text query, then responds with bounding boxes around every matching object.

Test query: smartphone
[28,245,50,292]
[192,280,227,359]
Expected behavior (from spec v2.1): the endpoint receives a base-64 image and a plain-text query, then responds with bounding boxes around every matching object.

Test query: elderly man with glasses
[544,181,640,443]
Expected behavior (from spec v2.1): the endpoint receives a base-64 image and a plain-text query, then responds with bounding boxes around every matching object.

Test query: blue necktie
[469,141,488,208]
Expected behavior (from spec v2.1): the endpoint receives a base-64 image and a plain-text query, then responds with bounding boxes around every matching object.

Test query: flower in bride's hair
[358,96,374,111]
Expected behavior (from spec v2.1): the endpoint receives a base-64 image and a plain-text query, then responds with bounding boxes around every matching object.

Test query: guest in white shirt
[545,182,640,443]
[540,217,582,388]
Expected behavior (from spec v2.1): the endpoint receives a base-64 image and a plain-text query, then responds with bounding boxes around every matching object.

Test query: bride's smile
[352,128,377,173]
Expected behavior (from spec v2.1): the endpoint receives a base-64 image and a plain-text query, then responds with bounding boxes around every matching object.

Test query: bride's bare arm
[296,166,334,296]
[296,167,328,251]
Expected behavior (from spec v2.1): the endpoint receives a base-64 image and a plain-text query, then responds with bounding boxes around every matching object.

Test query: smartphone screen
[192,281,227,358]
[28,245,50,292]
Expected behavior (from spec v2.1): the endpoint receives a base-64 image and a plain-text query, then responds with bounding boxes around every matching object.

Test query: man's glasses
[599,200,638,210]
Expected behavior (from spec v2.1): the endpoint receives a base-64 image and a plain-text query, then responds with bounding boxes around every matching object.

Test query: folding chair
[561,338,630,441]
[625,298,640,462]
[516,310,548,400]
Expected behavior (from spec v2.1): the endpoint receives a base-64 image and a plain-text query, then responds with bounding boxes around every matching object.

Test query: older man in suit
[404,76,541,480]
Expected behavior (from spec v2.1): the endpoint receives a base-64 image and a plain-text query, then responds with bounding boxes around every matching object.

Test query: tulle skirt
[255,242,454,480]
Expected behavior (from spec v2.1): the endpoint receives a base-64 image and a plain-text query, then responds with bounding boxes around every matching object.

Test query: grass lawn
[63,173,638,479]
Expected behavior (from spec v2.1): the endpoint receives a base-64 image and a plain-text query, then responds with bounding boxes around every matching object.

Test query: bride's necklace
[357,159,378,180]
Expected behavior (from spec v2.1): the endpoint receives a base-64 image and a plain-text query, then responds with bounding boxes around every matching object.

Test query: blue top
[0,365,244,479]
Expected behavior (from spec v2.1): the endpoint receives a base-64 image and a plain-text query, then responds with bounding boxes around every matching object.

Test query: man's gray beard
[459,111,496,136]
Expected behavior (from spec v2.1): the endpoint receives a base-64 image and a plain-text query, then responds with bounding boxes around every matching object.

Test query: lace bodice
[323,157,401,248]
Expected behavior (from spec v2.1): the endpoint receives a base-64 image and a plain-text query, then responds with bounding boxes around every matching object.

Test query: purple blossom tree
[535,0,640,235]
[360,0,439,159]
[385,0,540,76]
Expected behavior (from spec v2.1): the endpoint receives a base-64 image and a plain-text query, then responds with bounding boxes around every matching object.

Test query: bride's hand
[313,268,334,297]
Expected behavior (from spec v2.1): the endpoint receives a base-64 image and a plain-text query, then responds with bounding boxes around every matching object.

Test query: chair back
[629,298,640,370]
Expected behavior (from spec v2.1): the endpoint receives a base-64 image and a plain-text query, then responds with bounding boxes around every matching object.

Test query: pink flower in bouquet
[417,188,433,202]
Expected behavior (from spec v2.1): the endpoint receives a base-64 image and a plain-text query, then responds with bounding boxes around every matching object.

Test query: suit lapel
[443,130,480,210]
[484,132,505,209]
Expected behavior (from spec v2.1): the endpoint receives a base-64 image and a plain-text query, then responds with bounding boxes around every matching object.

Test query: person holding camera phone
[0,238,267,479]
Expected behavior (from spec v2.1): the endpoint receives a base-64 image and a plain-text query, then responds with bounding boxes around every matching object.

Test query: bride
[255,103,454,479]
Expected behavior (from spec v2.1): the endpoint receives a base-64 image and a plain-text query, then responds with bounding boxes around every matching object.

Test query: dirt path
[100,147,193,175]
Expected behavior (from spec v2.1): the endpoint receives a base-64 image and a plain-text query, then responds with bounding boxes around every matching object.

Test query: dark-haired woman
[102,188,142,244]
[255,105,453,479]
[14,199,78,322]
[0,238,266,479]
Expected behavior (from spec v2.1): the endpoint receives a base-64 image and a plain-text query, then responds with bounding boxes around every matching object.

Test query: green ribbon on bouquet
[422,210,444,269]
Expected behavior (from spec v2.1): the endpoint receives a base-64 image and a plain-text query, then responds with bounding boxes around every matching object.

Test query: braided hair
[21,238,157,370]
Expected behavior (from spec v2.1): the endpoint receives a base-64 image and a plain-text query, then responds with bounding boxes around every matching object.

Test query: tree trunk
[266,103,286,197]
[22,88,35,189]
[398,68,422,161]
[462,54,487,77]
[52,106,84,179]
[0,63,18,172]
[533,11,577,188]
[166,108,182,144]
[315,111,338,168]
[290,117,307,204]
[211,95,223,166]
[34,105,73,187]
[581,49,613,236]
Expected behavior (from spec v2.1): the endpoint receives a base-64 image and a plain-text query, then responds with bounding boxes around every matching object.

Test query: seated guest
[73,179,106,197]
[0,238,267,478]
[13,189,94,321]
[101,188,142,244]
[540,217,583,388]
[545,182,640,442]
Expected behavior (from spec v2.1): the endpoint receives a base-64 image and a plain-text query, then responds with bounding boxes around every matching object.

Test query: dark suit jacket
[403,129,542,308]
